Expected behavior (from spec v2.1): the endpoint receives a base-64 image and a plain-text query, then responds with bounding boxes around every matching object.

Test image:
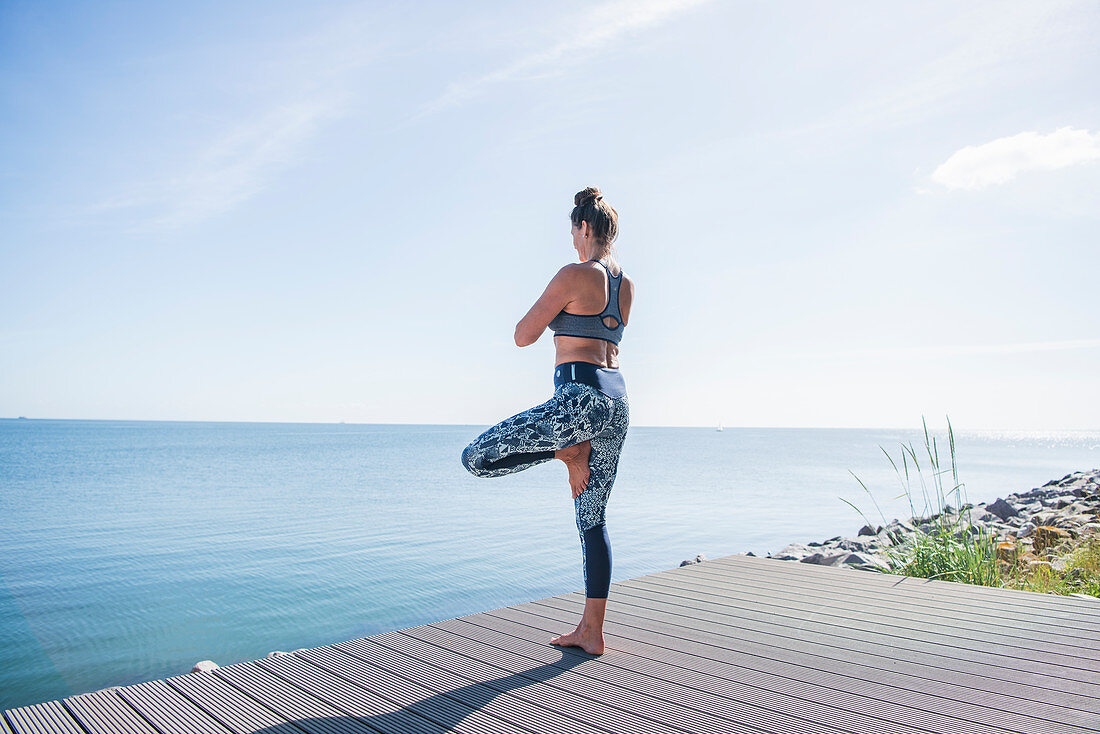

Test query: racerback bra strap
[548,259,626,344]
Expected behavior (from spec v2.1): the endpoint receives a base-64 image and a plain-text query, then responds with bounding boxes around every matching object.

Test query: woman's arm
[514,265,576,347]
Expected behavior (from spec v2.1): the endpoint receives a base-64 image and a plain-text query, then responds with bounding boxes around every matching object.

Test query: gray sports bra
[548,259,626,345]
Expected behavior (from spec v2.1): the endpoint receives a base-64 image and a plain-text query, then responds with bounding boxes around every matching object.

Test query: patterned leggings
[460,380,629,598]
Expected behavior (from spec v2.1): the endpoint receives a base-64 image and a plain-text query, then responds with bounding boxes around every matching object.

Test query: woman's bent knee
[460,443,484,476]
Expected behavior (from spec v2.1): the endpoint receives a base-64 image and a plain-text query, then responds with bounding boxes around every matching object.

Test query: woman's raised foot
[555,441,591,498]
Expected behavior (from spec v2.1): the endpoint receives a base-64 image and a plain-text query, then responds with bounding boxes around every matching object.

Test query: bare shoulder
[618,271,635,325]
[542,263,591,299]
[554,261,601,283]
[621,272,636,296]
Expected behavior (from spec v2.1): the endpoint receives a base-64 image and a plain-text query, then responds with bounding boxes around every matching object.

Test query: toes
[550,631,581,646]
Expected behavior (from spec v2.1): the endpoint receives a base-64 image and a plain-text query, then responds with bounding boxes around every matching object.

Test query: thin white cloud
[647,1,1094,176]
[88,9,380,231]
[931,127,1100,191]
[94,100,337,229]
[422,0,711,114]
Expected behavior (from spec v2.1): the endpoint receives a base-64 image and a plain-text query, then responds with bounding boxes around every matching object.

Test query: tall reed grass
[844,417,1001,585]
[846,417,1099,597]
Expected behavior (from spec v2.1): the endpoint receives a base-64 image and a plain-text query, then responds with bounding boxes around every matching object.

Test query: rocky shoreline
[190,649,304,674]
[682,469,1100,598]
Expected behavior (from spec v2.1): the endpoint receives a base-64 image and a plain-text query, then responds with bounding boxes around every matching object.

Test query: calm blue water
[1,418,1097,709]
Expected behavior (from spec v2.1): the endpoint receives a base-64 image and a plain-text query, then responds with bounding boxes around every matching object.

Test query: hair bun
[569,186,618,246]
[575,186,603,206]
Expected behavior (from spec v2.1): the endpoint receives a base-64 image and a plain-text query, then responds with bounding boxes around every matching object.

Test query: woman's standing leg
[550,393,629,655]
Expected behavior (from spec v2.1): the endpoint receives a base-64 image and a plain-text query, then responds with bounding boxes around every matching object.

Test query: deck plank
[273,646,528,734]
[165,668,301,733]
[515,595,1099,733]
[400,624,760,734]
[116,678,233,734]
[4,699,87,734]
[623,570,1100,656]
[61,688,161,734]
[547,588,1099,728]
[343,634,687,734]
[679,559,1100,642]
[611,567,1100,677]
[608,575,1100,684]
[609,573,1100,689]
[429,616,938,734]
[707,555,1100,619]
[257,647,512,734]
[5,553,1098,734]
[497,602,1056,734]
[584,570,1100,676]
[445,613,1015,734]
[330,638,606,734]
[210,661,378,733]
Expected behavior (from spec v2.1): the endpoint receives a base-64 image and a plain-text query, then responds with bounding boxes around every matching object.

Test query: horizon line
[2,416,1098,433]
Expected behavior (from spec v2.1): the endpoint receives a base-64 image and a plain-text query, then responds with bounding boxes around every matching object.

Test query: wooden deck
[5,553,1099,734]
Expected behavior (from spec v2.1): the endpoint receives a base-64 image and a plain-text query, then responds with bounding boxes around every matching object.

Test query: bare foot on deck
[555,441,591,499]
[549,626,605,655]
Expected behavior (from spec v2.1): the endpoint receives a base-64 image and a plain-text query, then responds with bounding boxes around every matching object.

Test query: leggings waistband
[554,361,627,399]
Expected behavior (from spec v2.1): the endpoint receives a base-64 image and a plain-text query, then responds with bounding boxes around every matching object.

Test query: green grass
[998,530,1100,597]
[843,417,1099,598]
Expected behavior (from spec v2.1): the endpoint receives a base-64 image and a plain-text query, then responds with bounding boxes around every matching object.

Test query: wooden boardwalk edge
[5,553,1099,734]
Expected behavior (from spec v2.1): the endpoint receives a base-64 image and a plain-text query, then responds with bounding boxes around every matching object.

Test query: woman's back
[552,259,634,369]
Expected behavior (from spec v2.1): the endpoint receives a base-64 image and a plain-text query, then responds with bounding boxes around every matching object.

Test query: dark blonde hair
[570,186,619,250]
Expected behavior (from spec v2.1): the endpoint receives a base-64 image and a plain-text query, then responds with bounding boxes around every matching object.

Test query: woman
[460,186,633,656]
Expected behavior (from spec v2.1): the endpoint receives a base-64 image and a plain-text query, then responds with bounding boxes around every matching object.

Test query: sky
[1,0,1098,429]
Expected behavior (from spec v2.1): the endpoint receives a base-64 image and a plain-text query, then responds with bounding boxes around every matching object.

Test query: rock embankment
[683,470,1100,579]
[190,648,308,674]
[760,469,1100,576]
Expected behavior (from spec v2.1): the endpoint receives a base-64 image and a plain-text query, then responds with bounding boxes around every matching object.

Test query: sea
[1,418,1097,710]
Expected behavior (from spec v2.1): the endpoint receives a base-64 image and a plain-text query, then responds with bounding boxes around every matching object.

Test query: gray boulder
[883,525,911,545]
[842,552,891,571]
[837,537,871,552]
[772,543,813,561]
[679,553,708,567]
[801,552,850,566]
[986,498,1019,521]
